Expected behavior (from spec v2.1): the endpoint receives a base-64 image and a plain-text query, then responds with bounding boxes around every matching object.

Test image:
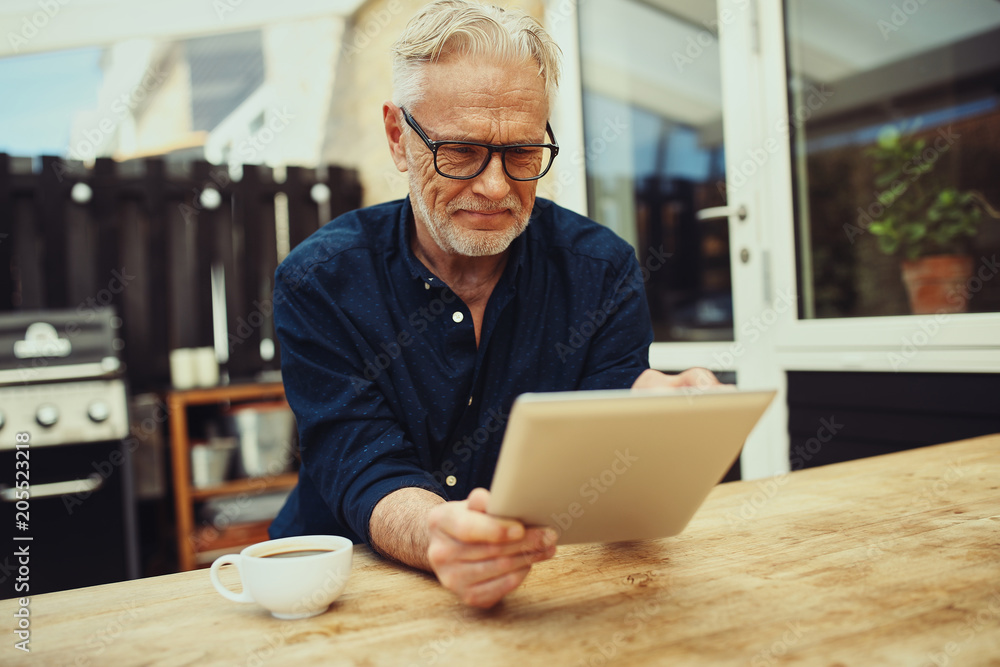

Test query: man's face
[402,58,549,257]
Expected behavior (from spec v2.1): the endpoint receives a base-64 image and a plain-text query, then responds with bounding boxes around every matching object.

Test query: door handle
[696,205,747,222]
[0,474,104,501]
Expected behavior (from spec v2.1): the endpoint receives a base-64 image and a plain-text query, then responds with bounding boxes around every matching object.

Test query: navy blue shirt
[269,197,653,545]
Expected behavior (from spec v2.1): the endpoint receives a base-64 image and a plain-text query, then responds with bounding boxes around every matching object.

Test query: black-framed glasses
[401,107,559,181]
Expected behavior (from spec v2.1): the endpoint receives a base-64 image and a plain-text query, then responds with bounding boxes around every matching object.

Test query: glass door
[549,0,790,478]
[551,0,1000,478]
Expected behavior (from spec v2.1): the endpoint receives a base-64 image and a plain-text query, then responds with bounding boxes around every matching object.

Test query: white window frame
[755,0,1000,373]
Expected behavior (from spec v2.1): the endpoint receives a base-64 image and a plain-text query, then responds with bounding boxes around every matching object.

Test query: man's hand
[632,367,725,390]
[427,488,558,608]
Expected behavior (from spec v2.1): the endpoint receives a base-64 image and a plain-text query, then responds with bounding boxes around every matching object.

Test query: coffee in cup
[210,535,353,619]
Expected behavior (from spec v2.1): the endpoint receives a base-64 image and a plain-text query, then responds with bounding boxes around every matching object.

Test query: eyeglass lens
[435,144,554,180]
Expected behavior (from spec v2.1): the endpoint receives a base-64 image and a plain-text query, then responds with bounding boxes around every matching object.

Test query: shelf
[169,382,295,571]
[167,382,285,406]
[190,472,298,500]
[192,520,275,567]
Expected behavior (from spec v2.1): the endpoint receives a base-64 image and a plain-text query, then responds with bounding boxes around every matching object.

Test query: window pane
[786,0,1000,318]
[579,0,733,342]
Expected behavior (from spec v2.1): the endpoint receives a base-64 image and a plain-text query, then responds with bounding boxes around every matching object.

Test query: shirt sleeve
[274,263,446,546]
[576,251,654,391]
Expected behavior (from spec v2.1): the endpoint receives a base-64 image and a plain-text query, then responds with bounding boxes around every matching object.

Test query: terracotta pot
[900,254,974,314]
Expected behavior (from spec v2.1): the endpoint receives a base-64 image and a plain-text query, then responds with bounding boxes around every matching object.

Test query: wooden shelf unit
[168,382,297,571]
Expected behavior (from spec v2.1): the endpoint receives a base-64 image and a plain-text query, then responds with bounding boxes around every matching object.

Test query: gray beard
[408,170,530,257]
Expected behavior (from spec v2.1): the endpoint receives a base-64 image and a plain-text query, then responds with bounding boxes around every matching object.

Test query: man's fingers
[426,490,559,607]
[429,501,524,544]
[429,528,557,566]
[454,528,557,561]
[457,534,556,564]
[632,367,724,390]
[682,366,721,387]
[466,487,491,513]
[457,565,534,608]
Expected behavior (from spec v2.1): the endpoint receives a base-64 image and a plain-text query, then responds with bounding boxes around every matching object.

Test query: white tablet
[486,387,776,544]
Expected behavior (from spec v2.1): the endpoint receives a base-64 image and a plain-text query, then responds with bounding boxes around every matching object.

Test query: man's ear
[383,102,409,173]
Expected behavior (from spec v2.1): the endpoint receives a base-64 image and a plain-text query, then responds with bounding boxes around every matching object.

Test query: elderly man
[270,0,719,608]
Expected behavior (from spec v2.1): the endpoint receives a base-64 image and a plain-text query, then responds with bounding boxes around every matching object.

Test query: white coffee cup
[210,535,353,619]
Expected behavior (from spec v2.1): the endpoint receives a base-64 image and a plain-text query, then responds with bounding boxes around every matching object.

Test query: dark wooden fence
[0,154,361,392]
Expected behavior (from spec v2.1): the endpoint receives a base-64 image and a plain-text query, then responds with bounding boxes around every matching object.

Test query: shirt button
[445,475,457,487]
[468,395,473,406]
[424,282,431,290]
[452,311,464,323]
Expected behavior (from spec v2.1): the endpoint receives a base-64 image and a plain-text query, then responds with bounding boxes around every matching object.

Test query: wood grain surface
[3,434,999,666]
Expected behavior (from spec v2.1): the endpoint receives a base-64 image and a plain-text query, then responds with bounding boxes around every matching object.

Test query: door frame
[547,0,791,479]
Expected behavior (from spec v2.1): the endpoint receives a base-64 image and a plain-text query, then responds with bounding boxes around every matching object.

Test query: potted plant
[864,127,999,314]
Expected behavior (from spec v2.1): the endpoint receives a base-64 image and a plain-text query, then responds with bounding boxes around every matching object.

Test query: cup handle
[210,554,254,603]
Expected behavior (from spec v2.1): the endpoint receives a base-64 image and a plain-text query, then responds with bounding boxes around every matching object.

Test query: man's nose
[471,152,511,201]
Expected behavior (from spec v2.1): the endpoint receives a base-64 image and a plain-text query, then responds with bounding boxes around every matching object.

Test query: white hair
[391,0,561,111]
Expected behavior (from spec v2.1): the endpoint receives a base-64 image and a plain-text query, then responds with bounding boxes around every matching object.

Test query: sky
[0,47,104,157]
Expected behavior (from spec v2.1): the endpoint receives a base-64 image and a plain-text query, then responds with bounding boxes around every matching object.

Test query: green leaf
[878,235,899,255]
[876,126,901,149]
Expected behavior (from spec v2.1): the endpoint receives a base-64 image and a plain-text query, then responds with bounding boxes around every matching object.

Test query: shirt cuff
[352,473,448,547]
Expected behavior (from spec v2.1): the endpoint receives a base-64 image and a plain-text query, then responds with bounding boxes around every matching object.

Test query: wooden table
[4,434,999,666]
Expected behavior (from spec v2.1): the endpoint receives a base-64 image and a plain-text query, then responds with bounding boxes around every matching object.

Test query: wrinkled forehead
[415,55,549,121]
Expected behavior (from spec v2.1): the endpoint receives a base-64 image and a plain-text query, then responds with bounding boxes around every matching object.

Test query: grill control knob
[36,404,59,428]
[87,401,111,423]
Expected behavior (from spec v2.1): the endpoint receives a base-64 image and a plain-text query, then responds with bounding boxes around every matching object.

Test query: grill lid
[0,309,123,385]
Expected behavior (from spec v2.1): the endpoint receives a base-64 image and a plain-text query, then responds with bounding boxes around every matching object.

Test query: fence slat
[40,156,69,309]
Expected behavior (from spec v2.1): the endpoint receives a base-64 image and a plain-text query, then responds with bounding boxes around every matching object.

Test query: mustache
[446,194,524,216]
